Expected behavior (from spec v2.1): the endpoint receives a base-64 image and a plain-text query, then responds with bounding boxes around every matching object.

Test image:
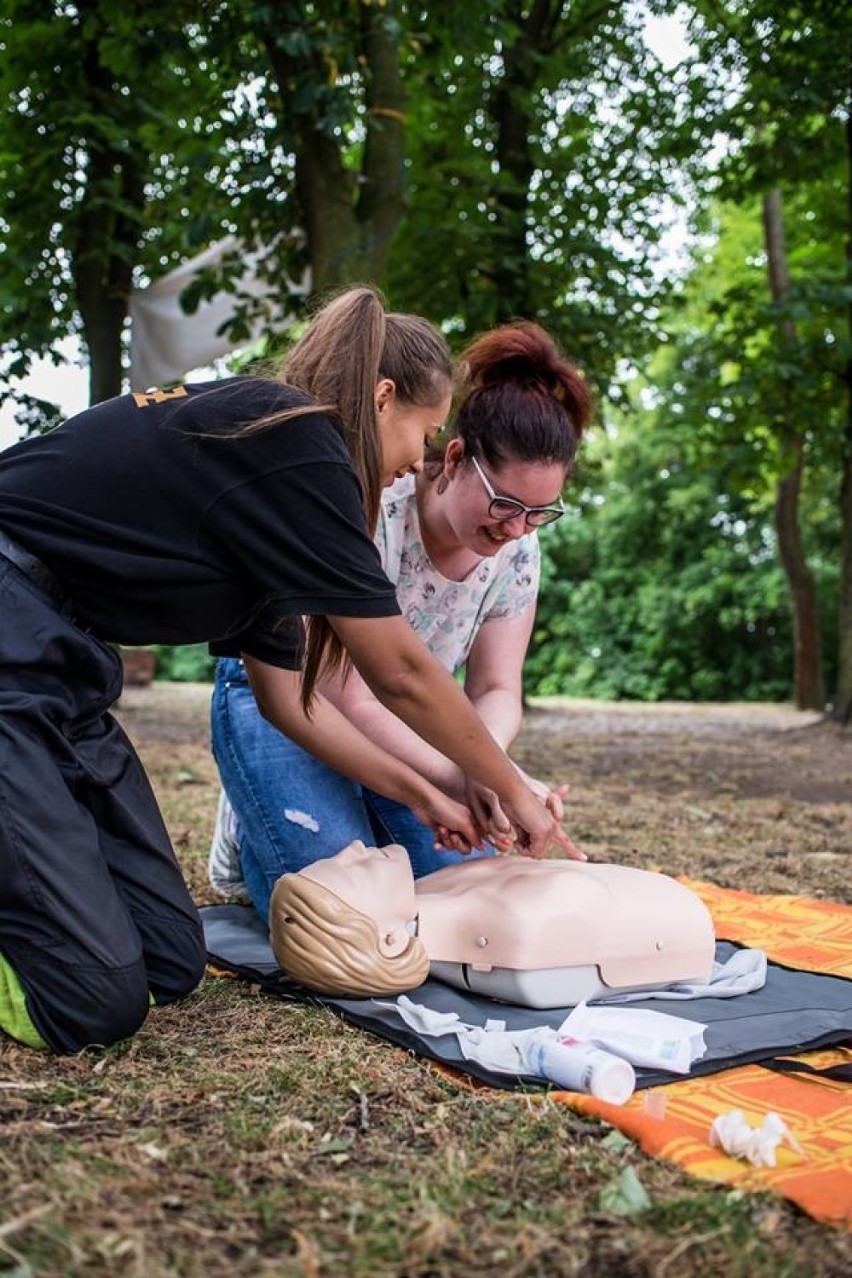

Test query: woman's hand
[501,783,584,861]
[463,780,515,851]
[408,787,487,855]
[513,765,570,823]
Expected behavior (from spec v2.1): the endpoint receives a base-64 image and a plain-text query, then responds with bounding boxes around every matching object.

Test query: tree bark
[71,1,147,403]
[837,405,852,723]
[774,457,826,712]
[831,111,852,724]
[74,127,143,403]
[762,189,825,710]
[263,1,406,293]
[489,0,562,319]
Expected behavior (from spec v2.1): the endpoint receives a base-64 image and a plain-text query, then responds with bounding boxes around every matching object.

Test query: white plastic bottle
[527,1035,636,1104]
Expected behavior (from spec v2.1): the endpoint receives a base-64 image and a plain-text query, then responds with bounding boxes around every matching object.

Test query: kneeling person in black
[0,287,577,1053]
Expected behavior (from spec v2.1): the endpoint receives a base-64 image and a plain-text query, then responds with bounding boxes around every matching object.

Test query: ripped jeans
[210,659,491,922]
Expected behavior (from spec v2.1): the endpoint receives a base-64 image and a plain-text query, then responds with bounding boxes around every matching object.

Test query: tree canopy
[1,0,849,716]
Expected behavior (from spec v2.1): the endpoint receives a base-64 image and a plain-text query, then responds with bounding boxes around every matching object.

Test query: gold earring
[436,475,449,495]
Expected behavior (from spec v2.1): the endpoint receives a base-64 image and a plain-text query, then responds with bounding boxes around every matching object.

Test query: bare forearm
[467,687,523,751]
[322,674,522,795]
[324,680,465,796]
[329,616,530,806]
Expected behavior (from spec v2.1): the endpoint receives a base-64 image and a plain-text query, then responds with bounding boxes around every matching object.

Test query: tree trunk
[263,1,406,294]
[832,111,852,724]
[489,0,562,320]
[774,459,826,711]
[76,256,129,405]
[762,189,825,710]
[71,2,147,403]
[836,415,852,722]
[491,51,536,317]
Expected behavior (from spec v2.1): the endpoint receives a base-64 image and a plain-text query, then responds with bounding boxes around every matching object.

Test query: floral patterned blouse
[375,476,540,674]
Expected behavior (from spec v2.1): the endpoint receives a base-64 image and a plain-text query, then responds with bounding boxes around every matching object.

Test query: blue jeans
[210,659,492,922]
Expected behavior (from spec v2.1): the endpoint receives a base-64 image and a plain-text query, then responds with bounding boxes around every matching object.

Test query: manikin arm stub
[328,613,580,860]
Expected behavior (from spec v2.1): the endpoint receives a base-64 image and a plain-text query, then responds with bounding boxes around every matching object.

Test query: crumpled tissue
[708,1109,804,1167]
[377,996,564,1077]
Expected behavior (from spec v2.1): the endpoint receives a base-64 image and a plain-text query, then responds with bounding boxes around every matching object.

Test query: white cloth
[129,236,308,391]
[596,947,767,1003]
[559,1003,707,1074]
[377,995,557,1076]
[382,994,700,1083]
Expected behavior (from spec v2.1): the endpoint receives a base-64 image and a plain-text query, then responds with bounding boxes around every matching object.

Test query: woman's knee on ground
[26,959,153,1054]
[145,918,207,1006]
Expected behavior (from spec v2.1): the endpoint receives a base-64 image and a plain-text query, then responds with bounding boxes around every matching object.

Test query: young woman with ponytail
[0,288,579,1054]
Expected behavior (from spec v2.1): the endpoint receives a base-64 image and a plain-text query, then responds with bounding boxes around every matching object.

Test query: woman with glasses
[210,320,592,922]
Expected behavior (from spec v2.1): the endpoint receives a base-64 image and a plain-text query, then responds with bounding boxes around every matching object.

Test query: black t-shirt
[0,378,400,667]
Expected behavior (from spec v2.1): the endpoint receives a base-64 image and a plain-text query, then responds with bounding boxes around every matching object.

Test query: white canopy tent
[128,237,308,391]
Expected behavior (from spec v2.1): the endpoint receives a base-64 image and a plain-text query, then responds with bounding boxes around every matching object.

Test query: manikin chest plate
[415,859,715,1007]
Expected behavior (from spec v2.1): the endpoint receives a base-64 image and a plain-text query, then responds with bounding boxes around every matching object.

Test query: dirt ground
[115,683,851,907]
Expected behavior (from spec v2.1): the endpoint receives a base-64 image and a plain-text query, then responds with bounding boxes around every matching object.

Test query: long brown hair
[268,286,452,710]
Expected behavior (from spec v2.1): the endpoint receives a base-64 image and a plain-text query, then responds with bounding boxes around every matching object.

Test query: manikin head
[269,841,429,997]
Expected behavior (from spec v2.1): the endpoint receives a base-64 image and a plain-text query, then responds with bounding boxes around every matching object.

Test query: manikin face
[299,841,418,958]
[435,438,567,557]
[376,378,452,486]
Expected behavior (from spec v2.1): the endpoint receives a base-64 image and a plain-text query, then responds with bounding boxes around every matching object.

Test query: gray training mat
[201,903,852,1091]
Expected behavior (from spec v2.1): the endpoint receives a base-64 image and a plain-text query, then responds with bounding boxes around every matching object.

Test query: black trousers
[0,553,206,1052]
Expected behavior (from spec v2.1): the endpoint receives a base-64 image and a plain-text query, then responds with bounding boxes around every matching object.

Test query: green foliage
[152,644,216,683]
[387,1,681,395]
[0,0,242,416]
[2,1,849,707]
[682,0,849,195]
[527,408,839,703]
[663,190,849,490]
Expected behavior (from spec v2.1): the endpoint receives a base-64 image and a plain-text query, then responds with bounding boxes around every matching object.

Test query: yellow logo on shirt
[132,386,189,408]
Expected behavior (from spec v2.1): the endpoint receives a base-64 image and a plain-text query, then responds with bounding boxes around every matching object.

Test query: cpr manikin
[269,842,716,1007]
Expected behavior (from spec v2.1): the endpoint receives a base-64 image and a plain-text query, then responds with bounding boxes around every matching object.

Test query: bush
[153,644,216,682]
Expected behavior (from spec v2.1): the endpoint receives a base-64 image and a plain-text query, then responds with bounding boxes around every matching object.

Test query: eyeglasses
[470,455,564,528]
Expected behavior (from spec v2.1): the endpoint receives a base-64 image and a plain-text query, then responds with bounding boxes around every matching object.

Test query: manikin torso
[270,843,716,1007]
